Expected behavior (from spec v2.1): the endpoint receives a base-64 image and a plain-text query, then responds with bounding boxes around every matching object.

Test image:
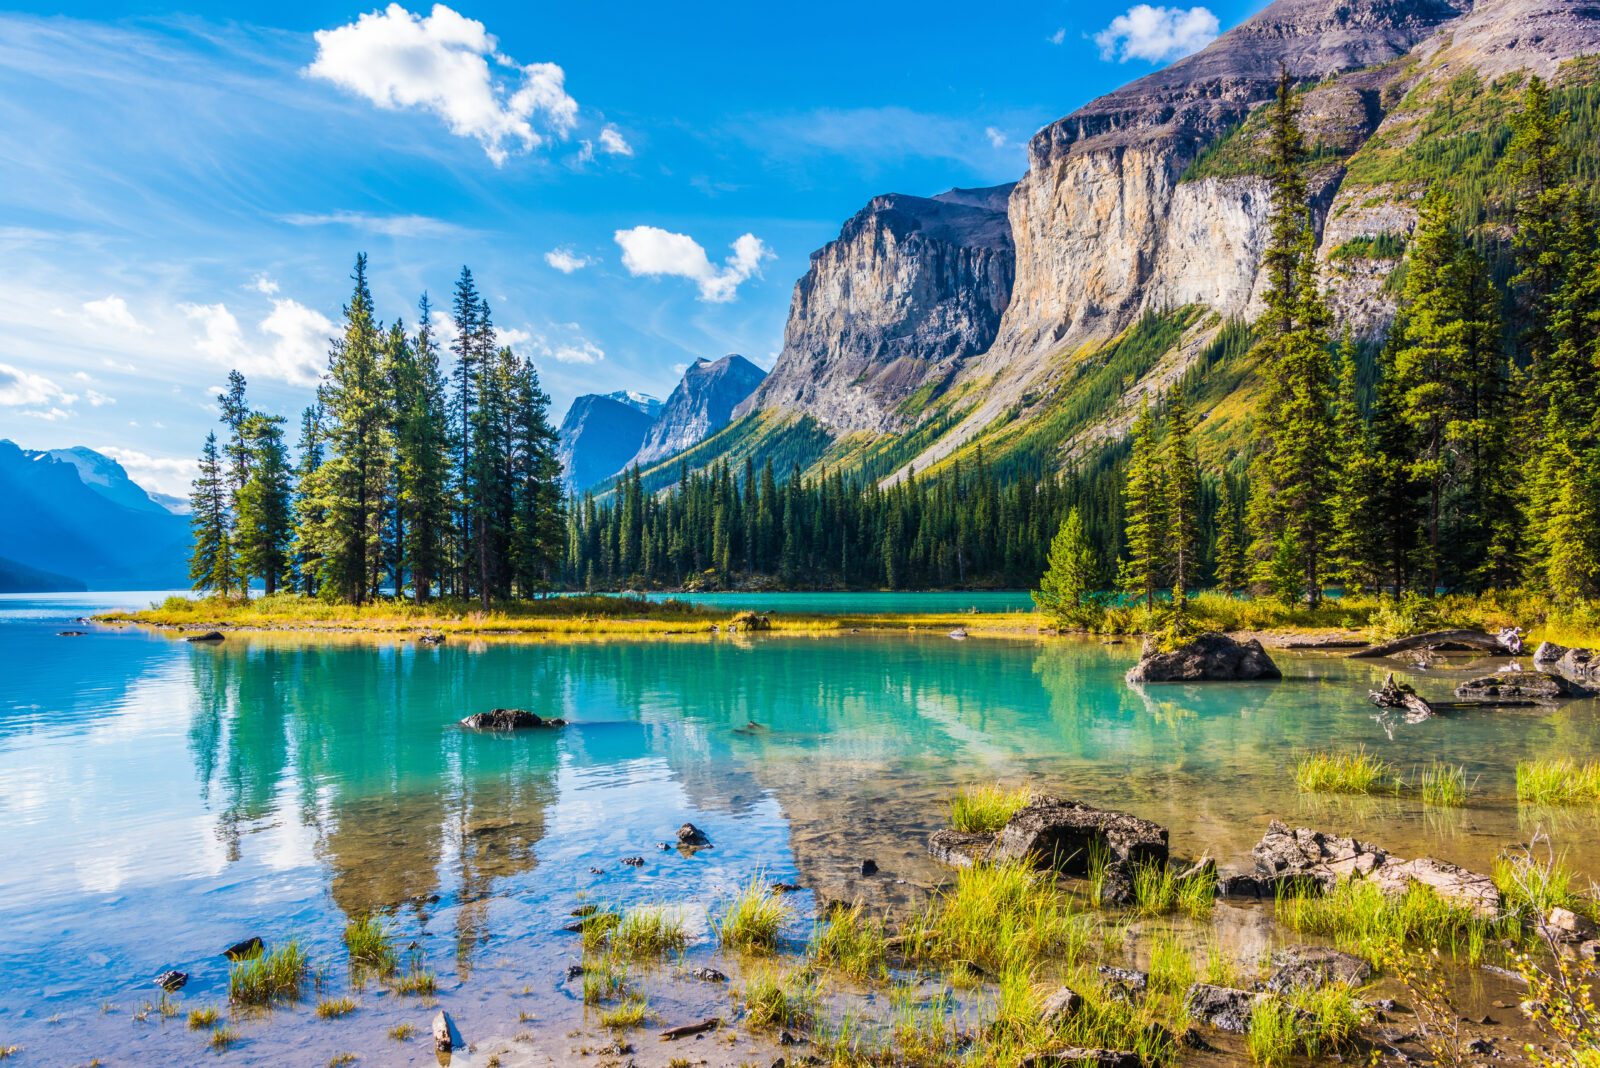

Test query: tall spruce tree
[234,413,293,595]
[1120,400,1168,609]
[291,403,325,595]
[1034,506,1098,626]
[1212,475,1246,592]
[1164,388,1200,605]
[1326,334,1386,593]
[188,432,234,596]
[392,295,453,603]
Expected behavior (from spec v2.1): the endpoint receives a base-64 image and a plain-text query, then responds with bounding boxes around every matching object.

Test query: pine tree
[1164,388,1199,604]
[1033,506,1098,626]
[392,295,453,603]
[188,432,234,596]
[1326,334,1385,593]
[1121,400,1168,609]
[234,413,293,595]
[508,354,564,595]
[291,403,325,596]
[1212,475,1246,592]
[1499,75,1571,372]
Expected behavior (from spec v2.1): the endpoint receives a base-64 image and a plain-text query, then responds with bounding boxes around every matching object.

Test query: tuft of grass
[1178,866,1218,918]
[228,941,307,1005]
[1493,846,1596,924]
[386,1023,415,1041]
[900,859,1091,975]
[808,903,888,981]
[1148,931,1196,997]
[948,784,1032,834]
[0,1047,21,1059]
[343,916,397,976]
[1276,877,1508,965]
[597,997,650,1030]
[1414,762,1470,807]
[577,911,621,953]
[1517,759,1600,805]
[1294,748,1393,794]
[581,953,628,1006]
[612,907,687,960]
[1248,998,1300,1067]
[315,997,356,1019]
[210,1025,240,1051]
[1132,862,1178,915]
[716,876,790,954]
[739,969,815,1032]
[186,1006,219,1030]
[394,951,436,997]
[327,1055,357,1068]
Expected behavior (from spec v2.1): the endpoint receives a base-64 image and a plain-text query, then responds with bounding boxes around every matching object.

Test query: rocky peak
[734,183,1016,435]
[556,394,657,492]
[629,355,767,469]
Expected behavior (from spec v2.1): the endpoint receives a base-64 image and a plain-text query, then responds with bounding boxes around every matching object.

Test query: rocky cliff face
[557,394,657,492]
[630,355,767,469]
[735,185,1015,434]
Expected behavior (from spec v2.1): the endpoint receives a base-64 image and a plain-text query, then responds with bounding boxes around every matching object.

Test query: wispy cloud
[544,247,594,273]
[0,361,77,411]
[1094,5,1219,63]
[280,211,464,238]
[305,3,578,165]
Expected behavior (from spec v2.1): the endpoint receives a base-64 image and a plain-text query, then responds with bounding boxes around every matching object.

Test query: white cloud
[306,3,579,166]
[1094,5,1219,63]
[0,361,77,409]
[598,124,632,156]
[21,406,72,421]
[86,390,115,407]
[250,274,280,295]
[281,211,462,238]
[259,299,336,386]
[178,298,333,387]
[544,247,593,273]
[614,226,772,303]
[82,295,149,334]
[543,337,603,364]
[985,126,1009,149]
[99,447,197,499]
[496,326,534,350]
[1048,27,1066,45]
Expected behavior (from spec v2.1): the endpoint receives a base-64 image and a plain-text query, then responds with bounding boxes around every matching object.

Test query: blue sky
[0,0,1265,497]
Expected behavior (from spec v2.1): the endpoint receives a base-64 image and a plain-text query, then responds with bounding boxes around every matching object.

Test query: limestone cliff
[735,185,1015,434]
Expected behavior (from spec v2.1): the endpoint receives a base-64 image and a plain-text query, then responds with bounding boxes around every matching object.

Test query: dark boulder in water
[184,630,225,643]
[1454,671,1591,703]
[1125,632,1280,683]
[460,708,565,730]
[1021,1049,1139,1068]
[1251,820,1387,892]
[154,970,188,992]
[222,936,263,960]
[676,822,711,848]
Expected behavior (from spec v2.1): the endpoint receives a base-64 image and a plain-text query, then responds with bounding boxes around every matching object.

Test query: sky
[0,0,1267,498]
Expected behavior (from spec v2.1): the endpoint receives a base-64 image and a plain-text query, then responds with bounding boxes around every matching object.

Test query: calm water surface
[2,592,1597,1064]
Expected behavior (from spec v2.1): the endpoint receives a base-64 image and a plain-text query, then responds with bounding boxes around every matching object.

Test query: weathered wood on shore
[1368,672,1435,717]
[1349,630,1509,659]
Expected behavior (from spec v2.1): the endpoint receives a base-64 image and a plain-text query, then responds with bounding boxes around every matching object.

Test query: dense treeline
[188,256,564,605]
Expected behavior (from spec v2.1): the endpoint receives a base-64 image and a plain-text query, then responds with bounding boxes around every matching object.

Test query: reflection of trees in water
[185,641,562,973]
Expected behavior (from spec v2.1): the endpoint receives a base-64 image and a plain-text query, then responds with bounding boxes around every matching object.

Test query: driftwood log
[660,1017,721,1040]
[1349,630,1511,659]
[1368,672,1435,717]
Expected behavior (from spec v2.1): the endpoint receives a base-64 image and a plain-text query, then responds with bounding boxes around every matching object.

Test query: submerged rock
[1186,983,1265,1033]
[1125,632,1281,684]
[926,829,996,868]
[1455,671,1591,702]
[1544,907,1599,943]
[690,966,728,983]
[460,708,565,730]
[222,936,263,961]
[418,632,446,646]
[676,823,712,848]
[1096,965,1148,994]
[1251,820,1387,891]
[184,630,225,643]
[154,970,188,992]
[1266,946,1373,992]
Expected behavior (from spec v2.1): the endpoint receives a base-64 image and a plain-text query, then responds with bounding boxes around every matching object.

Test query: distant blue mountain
[0,440,190,590]
[556,394,657,492]
[0,554,86,593]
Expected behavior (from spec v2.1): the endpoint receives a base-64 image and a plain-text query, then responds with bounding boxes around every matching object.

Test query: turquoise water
[2,592,1597,1064]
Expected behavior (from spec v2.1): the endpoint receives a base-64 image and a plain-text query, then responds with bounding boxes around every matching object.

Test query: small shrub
[1294,749,1392,794]
[948,784,1032,834]
[717,876,790,953]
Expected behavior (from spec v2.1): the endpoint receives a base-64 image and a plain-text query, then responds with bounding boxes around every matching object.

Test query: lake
[2,591,1597,1064]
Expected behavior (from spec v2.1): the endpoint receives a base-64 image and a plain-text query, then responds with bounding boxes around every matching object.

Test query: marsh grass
[1132,863,1179,915]
[612,907,687,960]
[1517,759,1600,805]
[900,860,1092,975]
[394,951,436,997]
[187,1006,219,1030]
[315,997,356,1019]
[1493,844,1598,924]
[1276,878,1506,965]
[343,916,397,976]
[210,1025,240,1051]
[386,1023,415,1041]
[808,903,888,981]
[717,876,789,953]
[948,784,1032,834]
[1413,762,1471,807]
[740,969,816,1031]
[597,997,649,1030]
[1248,998,1300,1067]
[228,941,307,1005]
[578,911,622,952]
[1294,749,1393,794]
[1148,931,1196,997]
[581,954,629,1006]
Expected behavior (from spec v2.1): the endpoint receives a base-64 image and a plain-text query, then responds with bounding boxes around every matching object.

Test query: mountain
[627,355,767,469]
[0,440,191,590]
[605,391,664,420]
[43,446,176,514]
[556,394,658,491]
[0,555,86,593]
[618,0,1600,489]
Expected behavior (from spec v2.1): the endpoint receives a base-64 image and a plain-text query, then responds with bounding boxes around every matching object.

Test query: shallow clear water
[2,592,1597,1064]
[636,589,1036,614]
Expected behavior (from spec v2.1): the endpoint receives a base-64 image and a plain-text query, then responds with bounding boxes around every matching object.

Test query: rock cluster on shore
[1125,632,1281,684]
